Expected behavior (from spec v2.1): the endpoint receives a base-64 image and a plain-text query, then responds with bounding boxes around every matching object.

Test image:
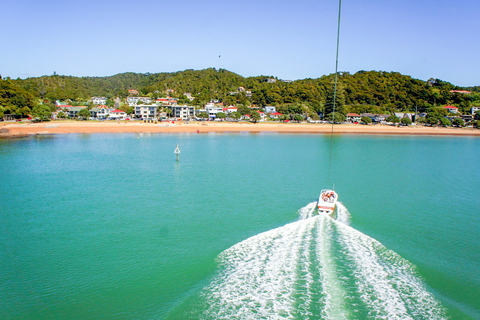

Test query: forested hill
[3,69,480,117]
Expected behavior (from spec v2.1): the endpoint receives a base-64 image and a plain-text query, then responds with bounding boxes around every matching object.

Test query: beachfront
[2,121,480,137]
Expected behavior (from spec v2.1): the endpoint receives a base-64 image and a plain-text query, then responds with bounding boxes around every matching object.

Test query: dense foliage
[2,69,479,119]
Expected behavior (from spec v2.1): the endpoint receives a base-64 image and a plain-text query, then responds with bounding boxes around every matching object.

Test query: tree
[216,112,226,120]
[324,82,346,117]
[452,117,464,127]
[238,105,250,115]
[400,117,412,126]
[386,115,400,124]
[0,105,4,118]
[473,120,480,129]
[439,117,451,127]
[250,111,261,123]
[118,102,130,113]
[229,112,241,121]
[361,116,372,124]
[78,108,91,119]
[326,112,345,123]
[293,114,304,123]
[57,111,66,119]
[32,105,51,120]
[426,113,439,126]
[417,116,427,124]
[20,107,31,117]
[197,111,209,120]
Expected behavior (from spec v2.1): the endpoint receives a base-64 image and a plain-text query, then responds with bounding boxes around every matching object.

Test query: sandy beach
[1,120,480,137]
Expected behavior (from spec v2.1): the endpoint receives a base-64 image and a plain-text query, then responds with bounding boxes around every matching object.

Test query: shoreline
[1,121,480,138]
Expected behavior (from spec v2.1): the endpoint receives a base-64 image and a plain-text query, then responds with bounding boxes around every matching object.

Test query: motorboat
[317,189,338,215]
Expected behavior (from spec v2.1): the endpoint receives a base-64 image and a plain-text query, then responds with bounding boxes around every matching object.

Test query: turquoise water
[0,133,479,319]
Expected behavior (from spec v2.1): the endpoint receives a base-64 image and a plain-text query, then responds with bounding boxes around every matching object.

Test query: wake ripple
[194,203,447,319]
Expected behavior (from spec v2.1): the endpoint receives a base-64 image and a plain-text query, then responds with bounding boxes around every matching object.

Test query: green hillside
[2,69,479,118]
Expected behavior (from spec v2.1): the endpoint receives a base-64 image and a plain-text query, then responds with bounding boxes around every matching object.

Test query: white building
[443,106,459,113]
[471,106,480,115]
[170,105,195,120]
[206,105,223,119]
[127,97,140,106]
[95,106,114,119]
[91,97,107,105]
[108,109,127,120]
[128,97,152,106]
[226,106,238,114]
[258,111,266,121]
[264,106,276,114]
[135,105,157,119]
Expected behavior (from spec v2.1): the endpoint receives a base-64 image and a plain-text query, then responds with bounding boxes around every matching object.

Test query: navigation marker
[174,144,180,161]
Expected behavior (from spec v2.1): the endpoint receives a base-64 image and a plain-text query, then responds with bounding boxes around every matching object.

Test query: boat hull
[317,189,338,215]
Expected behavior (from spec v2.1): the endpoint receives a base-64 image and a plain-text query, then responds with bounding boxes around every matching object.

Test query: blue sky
[1,0,479,86]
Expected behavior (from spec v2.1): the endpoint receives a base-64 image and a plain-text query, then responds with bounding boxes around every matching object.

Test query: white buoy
[174,144,180,161]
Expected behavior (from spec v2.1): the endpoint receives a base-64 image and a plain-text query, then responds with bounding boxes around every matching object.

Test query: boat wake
[176,203,447,319]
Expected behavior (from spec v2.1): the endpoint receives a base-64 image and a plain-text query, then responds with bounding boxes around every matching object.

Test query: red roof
[271,112,283,115]
[258,111,264,114]
[450,90,472,94]
[111,109,125,113]
[347,113,360,116]
[444,106,458,109]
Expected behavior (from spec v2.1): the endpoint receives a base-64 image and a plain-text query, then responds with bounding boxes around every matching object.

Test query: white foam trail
[333,219,448,319]
[298,201,317,219]
[316,214,349,319]
[296,218,315,317]
[203,218,316,319]
[335,202,350,225]
[196,203,448,320]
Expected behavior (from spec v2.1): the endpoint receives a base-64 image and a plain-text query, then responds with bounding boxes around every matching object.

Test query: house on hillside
[226,106,238,114]
[183,93,195,101]
[450,90,472,94]
[127,97,151,106]
[264,106,276,114]
[91,97,107,105]
[443,106,458,113]
[127,97,139,106]
[471,106,480,115]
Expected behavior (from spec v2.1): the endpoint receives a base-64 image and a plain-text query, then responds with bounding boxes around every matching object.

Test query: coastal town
[21,88,480,129]
[2,70,480,133]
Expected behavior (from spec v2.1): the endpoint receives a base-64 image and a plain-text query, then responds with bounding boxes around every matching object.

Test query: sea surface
[0,133,479,319]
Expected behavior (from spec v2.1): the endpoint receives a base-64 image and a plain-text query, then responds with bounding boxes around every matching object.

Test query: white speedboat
[317,189,338,215]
